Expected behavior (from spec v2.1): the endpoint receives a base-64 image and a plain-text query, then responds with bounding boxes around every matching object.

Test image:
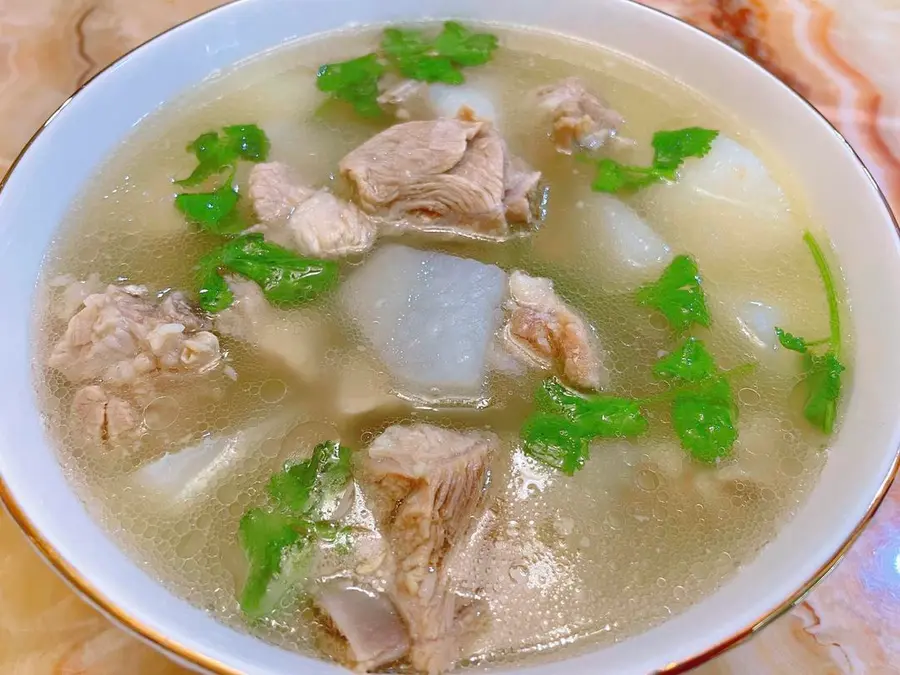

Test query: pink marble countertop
[1,1,899,672]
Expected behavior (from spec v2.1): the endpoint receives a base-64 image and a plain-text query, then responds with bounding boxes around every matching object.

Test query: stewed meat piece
[536,77,623,153]
[248,161,377,258]
[503,271,609,390]
[361,424,496,674]
[339,118,542,238]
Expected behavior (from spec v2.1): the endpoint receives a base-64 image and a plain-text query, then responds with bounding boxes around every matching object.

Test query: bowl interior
[1,0,899,674]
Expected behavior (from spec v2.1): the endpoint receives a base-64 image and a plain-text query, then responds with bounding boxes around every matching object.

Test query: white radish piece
[646,136,795,277]
[341,244,507,401]
[429,82,501,125]
[709,289,799,375]
[594,195,673,288]
[132,415,295,512]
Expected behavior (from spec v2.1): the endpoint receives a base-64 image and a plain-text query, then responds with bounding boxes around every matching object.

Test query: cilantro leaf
[267,441,351,518]
[238,508,302,617]
[653,337,717,382]
[222,124,271,162]
[175,125,270,186]
[579,397,649,438]
[316,54,385,118]
[521,413,592,476]
[237,441,355,617]
[433,21,499,67]
[395,55,463,84]
[651,127,719,176]
[237,512,353,617]
[671,376,738,463]
[524,378,648,474]
[535,377,594,417]
[382,27,432,59]
[775,327,810,353]
[536,378,648,438]
[803,350,844,434]
[591,159,659,193]
[636,255,710,332]
[589,127,718,194]
[380,22,497,85]
[174,180,245,234]
[196,256,235,313]
[197,235,339,312]
[381,27,462,84]
[215,234,339,308]
[176,132,227,187]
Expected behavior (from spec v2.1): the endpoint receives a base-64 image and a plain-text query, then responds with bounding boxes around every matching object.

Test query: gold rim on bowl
[1,1,898,673]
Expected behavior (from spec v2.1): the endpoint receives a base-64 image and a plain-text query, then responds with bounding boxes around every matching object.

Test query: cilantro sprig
[316,54,386,118]
[174,177,247,235]
[238,441,354,617]
[315,22,499,117]
[521,339,747,474]
[591,127,718,193]
[775,231,845,434]
[653,338,739,463]
[176,124,270,187]
[172,124,270,235]
[521,378,649,475]
[637,255,710,333]
[197,234,339,313]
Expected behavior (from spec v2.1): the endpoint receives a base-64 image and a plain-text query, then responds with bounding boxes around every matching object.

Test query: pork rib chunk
[248,161,377,258]
[340,118,542,238]
[49,284,220,386]
[536,77,623,153]
[504,271,609,391]
[49,282,221,448]
[362,424,496,674]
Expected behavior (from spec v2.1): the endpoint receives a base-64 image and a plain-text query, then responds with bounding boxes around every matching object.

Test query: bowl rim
[1,0,899,673]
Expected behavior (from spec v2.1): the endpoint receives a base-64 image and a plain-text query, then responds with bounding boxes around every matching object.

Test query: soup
[33,21,848,674]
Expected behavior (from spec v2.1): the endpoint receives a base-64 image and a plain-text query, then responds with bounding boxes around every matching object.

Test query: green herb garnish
[671,376,739,463]
[198,234,339,312]
[522,378,649,475]
[237,441,354,617]
[176,124,270,187]
[432,21,499,67]
[522,413,593,476]
[382,22,497,84]
[775,231,845,434]
[317,22,498,115]
[654,338,739,462]
[238,508,302,617]
[591,159,659,193]
[267,441,351,518]
[775,327,811,353]
[196,255,235,313]
[174,179,246,234]
[316,54,386,118]
[592,127,719,193]
[536,378,650,439]
[637,255,710,332]
[653,337,717,382]
[522,338,746,472]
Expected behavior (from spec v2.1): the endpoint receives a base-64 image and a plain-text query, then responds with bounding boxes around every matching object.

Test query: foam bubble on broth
[32,23,841,669]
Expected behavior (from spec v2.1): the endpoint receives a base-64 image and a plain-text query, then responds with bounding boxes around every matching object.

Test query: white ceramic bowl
[1,0,899,673]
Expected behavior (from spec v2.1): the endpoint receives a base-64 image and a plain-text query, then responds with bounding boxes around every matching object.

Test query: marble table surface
[1,0,899,672]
